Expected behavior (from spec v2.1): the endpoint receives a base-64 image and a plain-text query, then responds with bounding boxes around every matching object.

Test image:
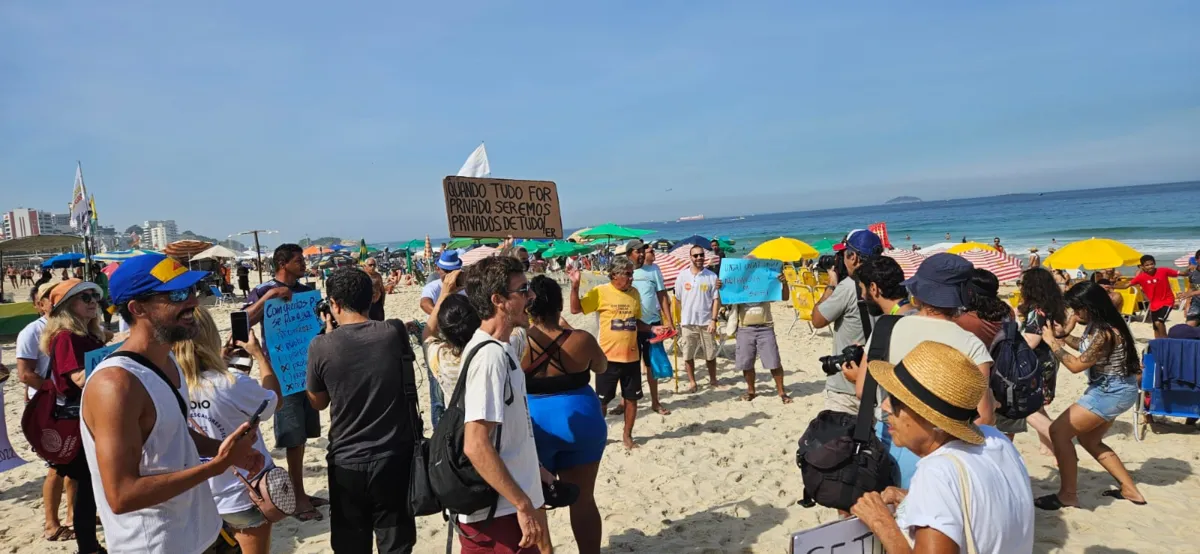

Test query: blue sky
[2,1,1198,245]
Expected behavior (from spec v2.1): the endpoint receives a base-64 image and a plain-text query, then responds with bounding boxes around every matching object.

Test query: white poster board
[790,517,883,554]
[0,389,29,472]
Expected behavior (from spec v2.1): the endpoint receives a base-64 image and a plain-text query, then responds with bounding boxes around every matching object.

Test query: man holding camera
[811,230,883,414]
[307,268,421,552]
[243,243,326,521]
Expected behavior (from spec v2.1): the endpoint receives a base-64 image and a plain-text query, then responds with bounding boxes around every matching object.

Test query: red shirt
[49,331,105,400]
[1130,268,1180,311]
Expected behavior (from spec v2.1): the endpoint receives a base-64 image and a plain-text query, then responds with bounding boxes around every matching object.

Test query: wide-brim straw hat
[867,341,988,445]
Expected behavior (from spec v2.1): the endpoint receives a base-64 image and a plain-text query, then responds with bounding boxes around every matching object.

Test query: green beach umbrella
[811,239,839,254]
[447,237,501,249]
[543,241,594,258]
[519,241,551,255]
[399,239,425,251]
[578,223,654,241]
[357,239,369,261]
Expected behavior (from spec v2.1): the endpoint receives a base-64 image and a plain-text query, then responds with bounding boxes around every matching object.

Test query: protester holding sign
[852,341,1034,553]
[718,261,791,403]
[243,243,327,522]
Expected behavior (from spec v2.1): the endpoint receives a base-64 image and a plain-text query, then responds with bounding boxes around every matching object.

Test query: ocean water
[624,181,1200,261]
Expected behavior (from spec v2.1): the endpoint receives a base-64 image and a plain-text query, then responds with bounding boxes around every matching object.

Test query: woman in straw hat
[1036,281,1146,510]
[39,279,112,554]
[851,341,1034,553]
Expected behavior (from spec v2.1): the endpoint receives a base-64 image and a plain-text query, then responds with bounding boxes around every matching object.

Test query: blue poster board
[85,341,125,379]
[718,259,783,305]
[264,290,323,396]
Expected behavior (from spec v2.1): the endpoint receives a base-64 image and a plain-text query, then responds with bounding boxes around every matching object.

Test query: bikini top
[525,329,591,395]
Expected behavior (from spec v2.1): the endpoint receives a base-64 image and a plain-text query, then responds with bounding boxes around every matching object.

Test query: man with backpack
[459,256,550,553]
[306,268,421,552]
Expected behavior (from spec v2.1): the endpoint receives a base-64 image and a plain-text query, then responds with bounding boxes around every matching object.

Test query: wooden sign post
[442,176,563,239]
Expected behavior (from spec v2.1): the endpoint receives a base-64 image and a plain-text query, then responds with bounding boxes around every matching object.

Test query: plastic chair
[782,265,800,287]
[208,285,233,306]
[801,269,819,288]
[789,286,818,336]
[1007,290,1022,310]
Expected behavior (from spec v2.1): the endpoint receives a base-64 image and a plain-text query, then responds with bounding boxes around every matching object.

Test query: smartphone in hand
[231,311,250,343]
[240,399,270,438]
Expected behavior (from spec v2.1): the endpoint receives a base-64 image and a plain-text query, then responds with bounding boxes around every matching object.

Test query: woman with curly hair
[1018,267,1068,450]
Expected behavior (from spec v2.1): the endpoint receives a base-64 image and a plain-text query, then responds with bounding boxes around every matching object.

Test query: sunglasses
[138,286,197,303]
[691,254,706,259]
[508,283,531,295]
[77,292,102,303]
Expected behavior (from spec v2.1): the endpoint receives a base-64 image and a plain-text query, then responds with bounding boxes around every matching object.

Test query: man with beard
[81,253,263,553]
[243,243,327,521]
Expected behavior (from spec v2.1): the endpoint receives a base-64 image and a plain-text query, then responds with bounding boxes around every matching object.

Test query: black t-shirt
[306,320,417,463]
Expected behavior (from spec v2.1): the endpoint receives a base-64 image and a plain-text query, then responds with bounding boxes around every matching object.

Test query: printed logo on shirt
[684,282,693,291]
[609,318,638,332]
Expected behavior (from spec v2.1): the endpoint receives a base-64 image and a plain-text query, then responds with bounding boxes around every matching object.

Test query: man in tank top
[81,254,263,554]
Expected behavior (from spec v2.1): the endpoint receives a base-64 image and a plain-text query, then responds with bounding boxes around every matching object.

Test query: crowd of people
[2,231,1197,554]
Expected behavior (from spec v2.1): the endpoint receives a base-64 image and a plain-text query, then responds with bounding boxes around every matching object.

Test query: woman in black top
[1018,268,1067,451]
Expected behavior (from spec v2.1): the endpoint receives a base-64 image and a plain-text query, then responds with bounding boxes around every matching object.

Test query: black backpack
[418,340,514,517]
[795,315,899,511]
[989,319,1045,419]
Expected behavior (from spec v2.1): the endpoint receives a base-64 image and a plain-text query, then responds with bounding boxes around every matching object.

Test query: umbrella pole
[0,249,5,300]
[253,231,263,284]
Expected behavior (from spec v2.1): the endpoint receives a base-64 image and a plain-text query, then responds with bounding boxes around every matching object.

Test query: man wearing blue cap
[419,249,465,315]
[812,229,883,414]
[81,253,264,553]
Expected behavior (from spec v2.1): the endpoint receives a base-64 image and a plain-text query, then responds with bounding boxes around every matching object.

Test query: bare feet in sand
[623,436,638,450]
[651,404,671,415]
[779,394,793,404]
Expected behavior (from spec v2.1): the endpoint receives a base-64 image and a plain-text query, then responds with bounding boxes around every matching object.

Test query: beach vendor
[1115,254,1179,338]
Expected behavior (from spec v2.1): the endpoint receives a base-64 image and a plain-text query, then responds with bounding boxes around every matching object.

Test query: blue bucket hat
[110,253,209,305]
[437,250,463,271]
[902,253,972,309]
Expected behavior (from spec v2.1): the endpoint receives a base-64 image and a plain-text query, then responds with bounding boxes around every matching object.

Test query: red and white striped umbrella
[1176,253,1195,268]
[668,245,719,267]
[460,246,499,267]
[955,249,1024,282]
[654,253,691,290]
[884,249,925,279]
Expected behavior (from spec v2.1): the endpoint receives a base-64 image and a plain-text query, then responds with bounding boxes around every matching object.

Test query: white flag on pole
[457,143,490,178]
[69,163,89,231]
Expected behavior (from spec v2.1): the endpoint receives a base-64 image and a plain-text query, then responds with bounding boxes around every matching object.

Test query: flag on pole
[88,195,98,237]
[69,162,90,232]
[456,142,490,178]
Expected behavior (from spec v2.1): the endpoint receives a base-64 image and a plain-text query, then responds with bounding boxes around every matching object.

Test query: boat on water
[677,214,705,222]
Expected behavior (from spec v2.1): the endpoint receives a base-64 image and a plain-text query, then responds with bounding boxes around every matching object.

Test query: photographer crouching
[811,229,883,415]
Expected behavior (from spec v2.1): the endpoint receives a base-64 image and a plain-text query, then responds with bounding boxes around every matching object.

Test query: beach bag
[237,466,297,523]
[373,320,440,518]
[649,342,673,380]
[424,340,513,516]
[21,379,82,466]
[795,315,898,511]
[989,320,1044,419]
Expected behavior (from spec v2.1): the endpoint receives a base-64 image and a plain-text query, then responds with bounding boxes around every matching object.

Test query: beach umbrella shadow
[602,498,789,553]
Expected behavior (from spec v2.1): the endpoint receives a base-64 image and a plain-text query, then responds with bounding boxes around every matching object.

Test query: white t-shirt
[674,268,719,326]
[188,370,279,515]
[421,279,467,303]
[16,316,50,400]
[895,426,1034,553]
[458,329,544,523]
[426,328,527,401]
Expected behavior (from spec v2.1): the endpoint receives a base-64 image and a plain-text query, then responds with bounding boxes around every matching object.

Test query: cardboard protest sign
[264,290,323,396]
[718,258,783,305]
[790,517,883,554]
[443,176,563,239]
[0,392,28,472]
[85,341,125,379]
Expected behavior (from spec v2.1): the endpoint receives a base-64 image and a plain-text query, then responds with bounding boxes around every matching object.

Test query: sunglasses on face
[508,283,531,295]
[77,292,102,303]
[139,287,197,304]
[691,254,706,259]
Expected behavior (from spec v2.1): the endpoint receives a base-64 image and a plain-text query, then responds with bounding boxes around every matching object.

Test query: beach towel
[1149,339,1200,391]
[649,342,673,380]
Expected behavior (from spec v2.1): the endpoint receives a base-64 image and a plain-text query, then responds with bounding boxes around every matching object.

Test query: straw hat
[867,341,987,445]
[1029,247,1039,253]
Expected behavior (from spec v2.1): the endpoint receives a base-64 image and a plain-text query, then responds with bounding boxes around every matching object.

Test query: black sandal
[1101,489,1147,505]
[1034,494,1072,511]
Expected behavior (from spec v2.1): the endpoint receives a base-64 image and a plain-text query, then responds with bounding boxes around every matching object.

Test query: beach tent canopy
[946,242,997,255]
[42,252,87,269]
[0,234,85,253]
[1044,238,1142,271]
[192,245,240,261]
[748,237,820,262]
[93,249,156,262]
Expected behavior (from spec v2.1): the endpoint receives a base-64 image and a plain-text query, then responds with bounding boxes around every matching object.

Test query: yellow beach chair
[783,265,800,287]
[789,286,818,336]
[1007,291,1022,310]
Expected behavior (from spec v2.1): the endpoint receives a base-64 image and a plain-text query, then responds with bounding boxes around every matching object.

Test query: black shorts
[596,361,643,404]
[1150,306,1172,324]
[636,320,661,367]
[274,393,321,449]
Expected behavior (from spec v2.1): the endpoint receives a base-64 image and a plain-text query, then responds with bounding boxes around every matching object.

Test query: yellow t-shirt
[580,283,641,363]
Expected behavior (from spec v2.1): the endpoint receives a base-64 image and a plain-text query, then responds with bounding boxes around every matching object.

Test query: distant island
[885,196,922,204]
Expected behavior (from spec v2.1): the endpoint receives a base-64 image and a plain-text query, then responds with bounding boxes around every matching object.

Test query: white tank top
[81,354,222,554]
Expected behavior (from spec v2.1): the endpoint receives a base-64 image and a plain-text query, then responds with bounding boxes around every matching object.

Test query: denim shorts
[222,506,268,530]
[1077,374,1139,421]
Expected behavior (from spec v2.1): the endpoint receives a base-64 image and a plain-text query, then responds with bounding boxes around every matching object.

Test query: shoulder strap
[946,454,979,554]
[105,351,187,418]
[526,330,571,375]
[386,320,423,442]
[854,278,873,340]
[854,315,900,445]
[866,315,901,363]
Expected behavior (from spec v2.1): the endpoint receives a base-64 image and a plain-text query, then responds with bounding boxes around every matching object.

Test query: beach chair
[788,286,818,336]
[208,285,234,307]
[782,265,800,287]
[802,269,819,288]
[1133,339,1200,441]
[1116,288,1140,321]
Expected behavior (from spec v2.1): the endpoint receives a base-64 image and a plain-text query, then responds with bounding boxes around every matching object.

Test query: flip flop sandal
[1101,490,1147,505]
[295,508,324,522]
[1034,494,1072,511]
[308,495,330,508]
[44,527,75,541]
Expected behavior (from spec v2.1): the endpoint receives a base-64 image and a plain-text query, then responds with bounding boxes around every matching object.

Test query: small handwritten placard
[85,341,125,379]
[718,258,783,305]
[790,517,883,554]
[264,290,323,396]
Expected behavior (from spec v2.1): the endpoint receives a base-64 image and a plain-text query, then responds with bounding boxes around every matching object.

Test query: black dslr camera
[819,344,864,376]
[315,298,338,329]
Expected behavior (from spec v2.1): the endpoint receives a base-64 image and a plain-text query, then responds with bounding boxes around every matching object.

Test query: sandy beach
[1,273,1197,553]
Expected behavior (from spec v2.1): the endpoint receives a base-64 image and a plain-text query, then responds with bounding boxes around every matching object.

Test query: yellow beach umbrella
[748,237,820,262]
[947,242,997,254]
[1044,238,1142,270]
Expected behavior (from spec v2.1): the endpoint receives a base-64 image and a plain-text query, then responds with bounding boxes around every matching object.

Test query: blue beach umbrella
[42,252,87,269]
